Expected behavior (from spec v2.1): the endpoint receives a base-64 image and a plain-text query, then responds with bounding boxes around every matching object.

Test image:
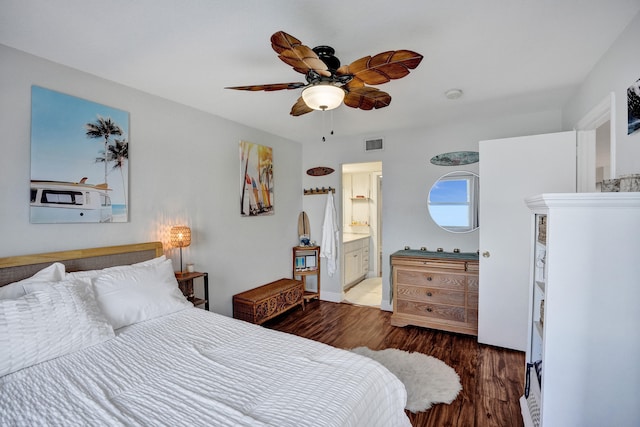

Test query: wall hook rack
[303,187,335,195]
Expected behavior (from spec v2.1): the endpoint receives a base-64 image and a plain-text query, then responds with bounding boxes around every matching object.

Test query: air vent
[364,137,384,152]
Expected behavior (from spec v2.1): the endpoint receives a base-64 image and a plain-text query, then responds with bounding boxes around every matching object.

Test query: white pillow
[132,254,167,267]
[65,255,167,280]
[0,262,66,300]
[91,258,191,329]
[0,279,115,377]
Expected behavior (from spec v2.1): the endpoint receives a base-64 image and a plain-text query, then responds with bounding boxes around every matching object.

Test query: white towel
[320,192,339,277]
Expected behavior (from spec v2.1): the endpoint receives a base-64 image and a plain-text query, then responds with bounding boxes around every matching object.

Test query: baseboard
[380,300,392,311]
[320,290,343,303]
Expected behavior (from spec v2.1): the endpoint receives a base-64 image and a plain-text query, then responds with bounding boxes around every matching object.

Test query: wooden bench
[233,278,305,324]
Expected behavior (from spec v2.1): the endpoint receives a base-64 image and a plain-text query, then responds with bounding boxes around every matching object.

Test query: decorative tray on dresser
[390,249,479,335]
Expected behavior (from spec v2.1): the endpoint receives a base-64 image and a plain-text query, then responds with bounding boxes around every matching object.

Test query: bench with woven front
[232,278,305,324]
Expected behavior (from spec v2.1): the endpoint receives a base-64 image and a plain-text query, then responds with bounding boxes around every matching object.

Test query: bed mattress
[1,308,410,426]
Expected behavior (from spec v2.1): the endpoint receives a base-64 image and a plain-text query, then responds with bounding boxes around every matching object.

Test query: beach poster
[239,140,273,217]
[30,86,129,223]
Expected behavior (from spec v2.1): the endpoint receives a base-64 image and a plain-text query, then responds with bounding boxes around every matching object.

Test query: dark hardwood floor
[264,301,525,427]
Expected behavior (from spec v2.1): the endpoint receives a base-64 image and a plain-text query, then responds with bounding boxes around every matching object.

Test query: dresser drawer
[393,258,466,271]
[396,269,466,290]
[467,275,479,292]
[467,309,478,326]
[466,262,479,273]
[467,292,478,307]
[396,300,466,323]
[397,284,465,305]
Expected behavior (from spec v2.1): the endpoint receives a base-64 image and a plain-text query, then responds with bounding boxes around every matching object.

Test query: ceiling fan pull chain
[330,109,335,136]
[322,109,327,142]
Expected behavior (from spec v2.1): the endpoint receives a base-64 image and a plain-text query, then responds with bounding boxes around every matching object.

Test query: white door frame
[575,92,616,191]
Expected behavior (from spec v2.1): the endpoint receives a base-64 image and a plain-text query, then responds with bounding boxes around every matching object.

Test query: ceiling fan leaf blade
[367,51,395,67]
[345,79,365,90]
[389,50,424,69]
[345,50,423,85]
[271,31,302,54]
[344,87,391,110]
[270,31,330,77]
[290,97,314,116]
[355,69,394,85]
[278,47,330,76]
[336,65,350,75]
[345,56,370,74]
[264,82,307,91]
[225,82,306,91]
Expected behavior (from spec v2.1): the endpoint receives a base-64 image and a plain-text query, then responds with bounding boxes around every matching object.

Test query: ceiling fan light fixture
[302,84,345,111]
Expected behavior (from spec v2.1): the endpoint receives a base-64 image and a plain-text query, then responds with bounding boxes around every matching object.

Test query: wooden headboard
[0,242,164,286]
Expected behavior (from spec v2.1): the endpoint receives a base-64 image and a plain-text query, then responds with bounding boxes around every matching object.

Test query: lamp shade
[302,84,345,111]
[170,226,191,248]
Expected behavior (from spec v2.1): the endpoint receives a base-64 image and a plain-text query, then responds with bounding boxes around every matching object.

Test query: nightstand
[175,271,209,310]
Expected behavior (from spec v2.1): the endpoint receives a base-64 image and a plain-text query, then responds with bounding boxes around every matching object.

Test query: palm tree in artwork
[85,115,123,186]
[96,138,129,214]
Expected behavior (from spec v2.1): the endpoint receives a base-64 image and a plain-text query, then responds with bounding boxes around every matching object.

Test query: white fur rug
[351,347,462,413]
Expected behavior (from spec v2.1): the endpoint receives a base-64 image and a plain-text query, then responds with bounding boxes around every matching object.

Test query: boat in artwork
[30,179,113,223]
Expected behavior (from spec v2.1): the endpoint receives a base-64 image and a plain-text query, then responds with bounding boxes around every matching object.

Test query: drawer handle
[426,308,433,313]
[426,292,432,297]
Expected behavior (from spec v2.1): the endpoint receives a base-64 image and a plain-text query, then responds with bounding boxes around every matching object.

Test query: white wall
[0,45,303,317]
[563,12,640,176]
[302,109,563,310]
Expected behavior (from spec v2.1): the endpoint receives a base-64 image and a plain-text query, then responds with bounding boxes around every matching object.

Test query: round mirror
[428,171,479,233]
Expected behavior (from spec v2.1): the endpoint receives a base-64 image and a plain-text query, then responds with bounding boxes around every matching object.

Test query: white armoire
[521,193,640,427]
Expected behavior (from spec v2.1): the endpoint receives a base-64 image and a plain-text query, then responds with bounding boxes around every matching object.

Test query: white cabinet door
[343,246,362,288]
[478,131,576,351]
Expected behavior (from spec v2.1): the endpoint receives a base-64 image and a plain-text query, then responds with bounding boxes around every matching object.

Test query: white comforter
[1,308,410,427]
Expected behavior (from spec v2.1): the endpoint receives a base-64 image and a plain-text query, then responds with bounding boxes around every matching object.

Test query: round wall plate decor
[430,151,479,166]
[306,166,335,176]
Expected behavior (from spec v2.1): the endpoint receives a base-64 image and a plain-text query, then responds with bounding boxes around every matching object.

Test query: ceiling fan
[226,31,423,116]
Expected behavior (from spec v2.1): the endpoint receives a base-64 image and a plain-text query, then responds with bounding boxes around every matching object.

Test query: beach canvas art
[30,86,129,223]
[239,140,273,217]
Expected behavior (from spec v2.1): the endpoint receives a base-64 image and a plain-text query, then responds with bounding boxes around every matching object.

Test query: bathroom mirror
[428,171,479,233]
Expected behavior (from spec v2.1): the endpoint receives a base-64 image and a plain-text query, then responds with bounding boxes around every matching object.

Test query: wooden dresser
[390,250,479,336]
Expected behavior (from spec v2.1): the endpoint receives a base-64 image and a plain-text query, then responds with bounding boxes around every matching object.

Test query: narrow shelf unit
[292,245,320,302]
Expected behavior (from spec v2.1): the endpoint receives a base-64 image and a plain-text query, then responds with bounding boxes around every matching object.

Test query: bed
[0,242,410,427]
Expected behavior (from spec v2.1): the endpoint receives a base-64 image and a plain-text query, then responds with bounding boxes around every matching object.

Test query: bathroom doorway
[341,161,382,307]
[576,92,616,192]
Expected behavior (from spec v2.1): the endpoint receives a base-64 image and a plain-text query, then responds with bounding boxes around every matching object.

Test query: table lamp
[170,225,191,275]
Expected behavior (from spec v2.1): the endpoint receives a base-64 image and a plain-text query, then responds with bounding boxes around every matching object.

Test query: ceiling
[2,0,639,144]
